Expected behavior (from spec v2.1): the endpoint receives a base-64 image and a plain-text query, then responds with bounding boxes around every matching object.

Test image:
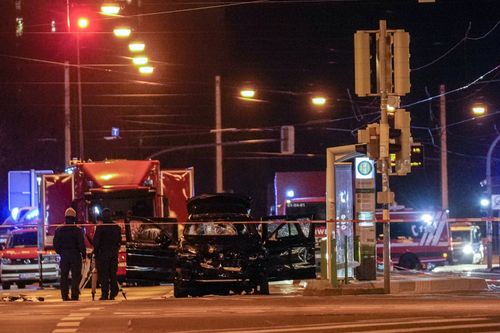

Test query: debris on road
[1,295,45,302]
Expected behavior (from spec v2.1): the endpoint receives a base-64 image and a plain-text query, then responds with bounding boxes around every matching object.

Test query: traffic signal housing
[281,125,295,155]
[357,123,379,160]
[393,109,412,175]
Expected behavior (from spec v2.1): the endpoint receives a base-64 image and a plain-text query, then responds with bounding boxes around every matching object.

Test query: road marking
[79,307,103,311]
[57,322,81,327]
[363,322,500,333]
[61,316,85,321]
[69,312,90,317]
[173,317,489,333]
[53,309,96,333]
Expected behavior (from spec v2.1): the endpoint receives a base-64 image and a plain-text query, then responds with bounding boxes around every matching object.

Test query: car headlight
[42,255,60,264]
[462,244,473,255]
[1,258,12,265]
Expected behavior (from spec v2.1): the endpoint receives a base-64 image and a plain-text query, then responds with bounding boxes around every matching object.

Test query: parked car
[0,228,60,289]
[173,193,316,297]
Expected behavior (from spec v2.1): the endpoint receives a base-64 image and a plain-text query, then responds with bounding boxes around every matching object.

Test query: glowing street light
[472,102,487,116]
[128,41,145,52]
[132,56,148,66]
[240,88,256,99]
[311,96,327,106]
[77,17,90,29]
[480,198,490,208]
[138,66,154,74]
[100,3,121,16]
[113,27,131,38]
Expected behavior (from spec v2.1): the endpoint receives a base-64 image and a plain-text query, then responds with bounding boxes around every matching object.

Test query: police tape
[0,217,499,229]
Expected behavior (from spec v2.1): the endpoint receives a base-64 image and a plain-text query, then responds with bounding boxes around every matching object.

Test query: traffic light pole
[378,20,391,294]
[355,20,411,293]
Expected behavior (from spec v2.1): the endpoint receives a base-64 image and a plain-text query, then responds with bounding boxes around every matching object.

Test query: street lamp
[481,198,490,208]
[468,100,495,268]
[76,16,88,160]
[100,3,121,16]
[311,95,327,107]
[113,27,132,38]
[132,56,148,66]
[240,88,256,99]
[138,66,154,74]
[485,134,500,270]
[128,41,145,52]
[77,17,89,29]
[472,102,487,116]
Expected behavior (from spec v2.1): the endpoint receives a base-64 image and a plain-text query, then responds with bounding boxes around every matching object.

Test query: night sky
[0,0,499,219]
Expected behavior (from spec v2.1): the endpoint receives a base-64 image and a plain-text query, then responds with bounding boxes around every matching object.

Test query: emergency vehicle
[284,197,452,270]
[39,160,194,282]
[0,206,39,246]
[450,222,483,264]
[0,228,60,289]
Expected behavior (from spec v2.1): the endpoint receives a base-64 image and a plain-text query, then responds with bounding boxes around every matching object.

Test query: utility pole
[486,137,500,269]
[77,32,84,161]
[64,61,71,166]
[215,75,223,193]
[440,84,448,211]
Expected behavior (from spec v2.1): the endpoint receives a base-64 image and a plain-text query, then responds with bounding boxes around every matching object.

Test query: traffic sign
[492,194,500,210]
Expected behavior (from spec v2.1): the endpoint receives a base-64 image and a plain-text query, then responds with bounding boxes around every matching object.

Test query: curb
[303,277,489,296]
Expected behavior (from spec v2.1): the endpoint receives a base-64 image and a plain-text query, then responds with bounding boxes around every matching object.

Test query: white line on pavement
[61,317,86,321]
[173,317,490,333]
[52,329,77,333]
[56,322,81,327]
[69,312,90,317]
[362,322,500,333]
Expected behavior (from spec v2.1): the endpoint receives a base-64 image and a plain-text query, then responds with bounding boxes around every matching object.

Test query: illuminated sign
[355,157,374,179]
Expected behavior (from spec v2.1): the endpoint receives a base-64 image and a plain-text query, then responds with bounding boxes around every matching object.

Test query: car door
[125,217,177,282]
[262,216,316,281]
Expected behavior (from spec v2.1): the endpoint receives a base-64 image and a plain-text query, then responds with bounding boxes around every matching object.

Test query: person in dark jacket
[93,208,121,300]
[53,207,86,301]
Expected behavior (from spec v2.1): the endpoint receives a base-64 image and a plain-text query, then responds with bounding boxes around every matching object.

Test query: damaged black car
[173,193,316,297]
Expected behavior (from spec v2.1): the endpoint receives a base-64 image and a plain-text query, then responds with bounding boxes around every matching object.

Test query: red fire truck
[41,160,194,282]
[284,197,452,270]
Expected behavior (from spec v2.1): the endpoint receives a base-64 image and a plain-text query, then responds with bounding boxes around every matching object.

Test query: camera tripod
[79,252,126,300]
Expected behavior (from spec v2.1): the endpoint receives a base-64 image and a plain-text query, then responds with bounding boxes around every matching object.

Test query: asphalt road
[2,283,500,333]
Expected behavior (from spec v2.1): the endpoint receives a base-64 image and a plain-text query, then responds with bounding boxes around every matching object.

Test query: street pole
[77,32,84,161]
[486,135,500,270]
[215,75,223,192]
[378,20,391,294]
[64,61,71,166]
[440,84,448,211]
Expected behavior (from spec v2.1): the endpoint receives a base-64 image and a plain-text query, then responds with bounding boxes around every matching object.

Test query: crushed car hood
[182,235,261,257]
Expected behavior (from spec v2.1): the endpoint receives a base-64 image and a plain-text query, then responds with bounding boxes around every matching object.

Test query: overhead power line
[413,19,500,71]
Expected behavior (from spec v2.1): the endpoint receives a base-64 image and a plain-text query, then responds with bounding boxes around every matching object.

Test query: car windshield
[452,230,472,243]
[184,223,248,236]
[8,231,37,248]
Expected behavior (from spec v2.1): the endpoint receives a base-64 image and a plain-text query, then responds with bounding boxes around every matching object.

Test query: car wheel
[398,253,421,270]
[173,282,189,298]
[17,282,26,289]
[2,282,11,290]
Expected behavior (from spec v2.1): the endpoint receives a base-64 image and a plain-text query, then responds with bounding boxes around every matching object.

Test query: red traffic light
[77,17,90,29]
